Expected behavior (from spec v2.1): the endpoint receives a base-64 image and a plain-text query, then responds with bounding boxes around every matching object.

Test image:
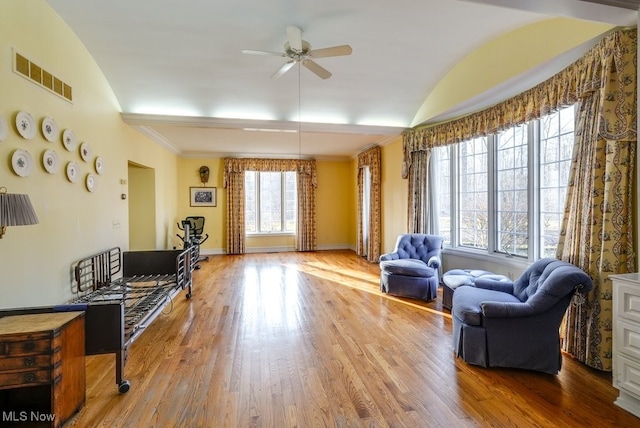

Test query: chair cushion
[452,286,520,326]
[380,259,435,278]
[442,269,509,291]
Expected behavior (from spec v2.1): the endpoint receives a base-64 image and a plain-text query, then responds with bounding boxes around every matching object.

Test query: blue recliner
[379,234,443,301]
[452,258,593,374]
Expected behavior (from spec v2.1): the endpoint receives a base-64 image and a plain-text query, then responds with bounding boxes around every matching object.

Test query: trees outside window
[434,105,574,260]
[245,171,297,234]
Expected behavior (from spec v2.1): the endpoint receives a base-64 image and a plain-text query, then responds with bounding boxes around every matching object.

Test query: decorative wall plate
[41,116,59,142]
[62,129,78,151]
[42,149,60,174]
[94,156,105,175]
[11,149,33,177]
[79,142,92,162]
[15,111,36,139]
[0,115,7,141]
[85,173,96,192]
[66,161,79,183]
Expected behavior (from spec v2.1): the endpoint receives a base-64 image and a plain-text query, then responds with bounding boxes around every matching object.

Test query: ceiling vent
[13,50,73,102]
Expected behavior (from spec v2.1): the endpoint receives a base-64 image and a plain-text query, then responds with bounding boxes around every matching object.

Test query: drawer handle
[24,341,36,351]
[24,373,36,383]
[24,356,35,367]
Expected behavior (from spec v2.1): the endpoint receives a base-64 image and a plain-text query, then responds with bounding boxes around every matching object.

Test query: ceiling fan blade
[302,59,331,80]
[242,49,285,57]
[286,26,303,52]
[271,60,296,79]
[309,45,352,59]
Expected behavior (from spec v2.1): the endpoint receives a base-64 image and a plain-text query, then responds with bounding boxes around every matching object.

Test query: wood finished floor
[68,250,637,427]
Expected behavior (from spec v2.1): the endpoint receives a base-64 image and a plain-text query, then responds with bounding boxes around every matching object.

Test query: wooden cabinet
[0,312,85,428]
[612,273,640,419]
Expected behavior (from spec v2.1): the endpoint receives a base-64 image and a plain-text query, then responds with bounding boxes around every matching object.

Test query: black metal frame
[68,246,196,393]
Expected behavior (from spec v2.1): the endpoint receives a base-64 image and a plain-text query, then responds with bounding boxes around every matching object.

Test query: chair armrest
[474,277,514,294]
[427,256,441,270]
[379,252,400,262]
[481,301,536,318]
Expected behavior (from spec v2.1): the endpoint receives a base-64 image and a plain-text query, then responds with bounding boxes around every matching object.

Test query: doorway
[128,162,156,250]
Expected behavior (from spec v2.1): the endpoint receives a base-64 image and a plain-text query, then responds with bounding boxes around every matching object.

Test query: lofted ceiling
[44,0,637,159]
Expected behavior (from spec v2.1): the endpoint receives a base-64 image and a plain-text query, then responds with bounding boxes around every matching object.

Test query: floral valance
[401,28,637,178]
[357,145,382,185]
[223,158,317,187]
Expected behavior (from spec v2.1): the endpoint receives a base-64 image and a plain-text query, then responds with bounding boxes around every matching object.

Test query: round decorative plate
[15,111,36,139]
[41,116,59,142]
[62,129,78,152]
[85,173,96,192]
[0,115,7,141]
[42,149,60,174]
[79,142,92,162]
[94,156,105,175]
[66,161,79,183]
[11,149,34,177]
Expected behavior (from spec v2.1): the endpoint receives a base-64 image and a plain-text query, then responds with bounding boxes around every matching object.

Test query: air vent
[13,50,73,102]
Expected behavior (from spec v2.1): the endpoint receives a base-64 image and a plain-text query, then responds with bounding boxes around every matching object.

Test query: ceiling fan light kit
[242,26,352,80]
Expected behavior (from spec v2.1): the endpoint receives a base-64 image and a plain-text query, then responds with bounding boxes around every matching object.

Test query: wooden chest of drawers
[612,273,640,419]
[0,312,85,428]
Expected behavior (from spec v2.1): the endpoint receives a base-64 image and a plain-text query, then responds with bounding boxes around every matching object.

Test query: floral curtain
[223,158,318,254]
[556,30,636,371]
[401,28,637,370]
[296,161,317,251]
[356,146,382,262]
[406,150,432,234]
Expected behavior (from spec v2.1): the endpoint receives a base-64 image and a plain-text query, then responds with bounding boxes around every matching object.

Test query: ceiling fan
[242,26,352,80]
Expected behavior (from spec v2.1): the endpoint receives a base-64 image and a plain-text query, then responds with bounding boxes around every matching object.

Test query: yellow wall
[412,18,614,126]
[316,160,355,250]
[380,138,407,253]
[0,1,179,309]
[177,157,225,252]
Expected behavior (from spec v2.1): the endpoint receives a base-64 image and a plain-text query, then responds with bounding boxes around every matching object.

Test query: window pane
[539,105,574,257]
[284,171,297,232]
[458,137,488,249]
[260,172,282,232]
[435,146,451,246]
[245,171,256,233]
[496,124,528,257]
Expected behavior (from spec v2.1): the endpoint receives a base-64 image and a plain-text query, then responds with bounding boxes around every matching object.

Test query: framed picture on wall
[190,187,216,207]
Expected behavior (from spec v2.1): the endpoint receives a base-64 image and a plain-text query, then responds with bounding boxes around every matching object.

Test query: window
[458,137,488,250]
[496,124,528,257]
[245,171,297,234]
[433,105,574,260]
[435,146,452,246]
[539,106,574,257]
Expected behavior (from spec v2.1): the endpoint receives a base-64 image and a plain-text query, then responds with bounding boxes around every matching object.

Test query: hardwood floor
[68,250,637,427]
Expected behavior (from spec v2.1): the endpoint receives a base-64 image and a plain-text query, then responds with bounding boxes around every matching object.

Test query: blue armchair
[452,258,592,374]
[379,234,443,301]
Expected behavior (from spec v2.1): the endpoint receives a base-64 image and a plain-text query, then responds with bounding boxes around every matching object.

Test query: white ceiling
[44,0,637,159]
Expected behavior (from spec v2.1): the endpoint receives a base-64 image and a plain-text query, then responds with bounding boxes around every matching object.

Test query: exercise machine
[177,216,209,269]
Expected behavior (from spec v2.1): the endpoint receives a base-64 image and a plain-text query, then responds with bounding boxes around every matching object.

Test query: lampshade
[0,188,39,238]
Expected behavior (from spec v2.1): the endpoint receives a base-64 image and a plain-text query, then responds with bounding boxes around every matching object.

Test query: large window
[434,105,574,260]
[245,171,297,234]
